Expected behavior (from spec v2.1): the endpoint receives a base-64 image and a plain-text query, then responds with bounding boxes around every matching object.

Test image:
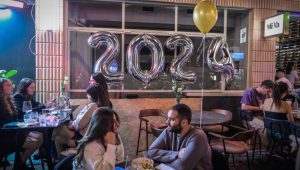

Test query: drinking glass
[31,112,39,122]
[23,113,30,124]
[39,114,47,126]
[46,93,56,109]
[22,101,32,113]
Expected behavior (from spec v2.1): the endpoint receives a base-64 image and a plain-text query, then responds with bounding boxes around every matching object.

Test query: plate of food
[131,157,154,170]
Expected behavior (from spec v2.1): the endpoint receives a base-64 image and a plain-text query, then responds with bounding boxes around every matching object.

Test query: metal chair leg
[252,131,257,165]
[136,120,142,155]
[29,157,34,168]
[146,122,149,151]
[246,152,251,170]
[3,156,8,170]
[39,148,45,170]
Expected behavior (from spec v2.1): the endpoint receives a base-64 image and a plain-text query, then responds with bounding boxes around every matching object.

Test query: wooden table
[191,110,230,126]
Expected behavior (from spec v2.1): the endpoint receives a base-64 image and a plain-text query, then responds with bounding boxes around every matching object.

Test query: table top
[191,110,230,126]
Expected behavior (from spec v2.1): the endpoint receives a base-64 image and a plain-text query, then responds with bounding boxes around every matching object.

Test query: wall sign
[264,13,290,37]
[240,27,246,43]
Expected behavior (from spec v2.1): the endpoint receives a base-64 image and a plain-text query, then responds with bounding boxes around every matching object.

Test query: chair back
[139,109,164,118]
[150,126,165,137]
[210,109,232,120]
[263,110,290,139]
[229,129,255,142]
[263,116,292,143]
[264,110,288,120]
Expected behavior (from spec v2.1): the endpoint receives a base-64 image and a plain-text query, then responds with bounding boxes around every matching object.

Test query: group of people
[0,78,45,169]
[240,79,295,146]
[0,72,214,170]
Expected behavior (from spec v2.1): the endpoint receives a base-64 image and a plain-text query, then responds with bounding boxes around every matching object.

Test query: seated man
[241,79,274,129]
[148,104,212,170]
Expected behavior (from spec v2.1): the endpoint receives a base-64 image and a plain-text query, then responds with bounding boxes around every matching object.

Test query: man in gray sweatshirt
[148,104,212,170]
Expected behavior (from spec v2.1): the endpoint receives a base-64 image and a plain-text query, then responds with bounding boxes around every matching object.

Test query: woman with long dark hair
[52,84,111,158]
[89,72,112,108]
[13,78,45,118]
[0,78,43,169]
[74,108,124,170]
[263,82,293,121]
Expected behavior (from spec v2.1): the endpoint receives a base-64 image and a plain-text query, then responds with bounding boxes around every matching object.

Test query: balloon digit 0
[126,34,165,86]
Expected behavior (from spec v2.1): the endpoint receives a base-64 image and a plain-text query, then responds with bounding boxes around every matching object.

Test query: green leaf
[3,70,17,78]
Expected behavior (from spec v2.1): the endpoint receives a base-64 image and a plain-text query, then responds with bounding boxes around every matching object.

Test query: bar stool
[136,109,166,155]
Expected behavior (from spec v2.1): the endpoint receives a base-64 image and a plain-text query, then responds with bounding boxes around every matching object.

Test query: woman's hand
[104,132,116,145]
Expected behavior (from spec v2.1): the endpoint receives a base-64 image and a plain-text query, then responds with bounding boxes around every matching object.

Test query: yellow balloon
[193,0,218,34]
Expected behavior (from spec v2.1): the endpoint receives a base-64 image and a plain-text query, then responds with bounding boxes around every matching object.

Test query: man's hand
[178,148,186,159]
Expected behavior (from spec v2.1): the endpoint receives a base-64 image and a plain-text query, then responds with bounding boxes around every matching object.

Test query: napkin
[156,163,175,170]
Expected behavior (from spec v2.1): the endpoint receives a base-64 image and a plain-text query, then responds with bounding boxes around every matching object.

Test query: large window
[68,1,249,93]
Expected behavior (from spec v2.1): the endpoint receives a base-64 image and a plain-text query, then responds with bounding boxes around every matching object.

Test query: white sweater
[81,136,124,170]
[72,103,98,136]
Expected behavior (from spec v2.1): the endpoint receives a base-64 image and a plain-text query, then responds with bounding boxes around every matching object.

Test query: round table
[191,110,230,126]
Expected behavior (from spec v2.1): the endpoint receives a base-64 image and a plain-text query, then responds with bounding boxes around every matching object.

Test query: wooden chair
[209,125,255,170]
[263,111,292,157]
[238,108,262,164]
[202,109,232,134]
[150,125,165,138]
[136,109,167,155]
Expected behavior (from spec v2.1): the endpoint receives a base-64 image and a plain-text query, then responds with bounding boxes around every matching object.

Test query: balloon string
[200,35,205,127]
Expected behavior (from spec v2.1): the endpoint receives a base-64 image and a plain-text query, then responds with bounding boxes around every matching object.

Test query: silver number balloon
[206,36,234,83]
[127,34,164,86]
[88,31,124,82]
[165,34,196,83]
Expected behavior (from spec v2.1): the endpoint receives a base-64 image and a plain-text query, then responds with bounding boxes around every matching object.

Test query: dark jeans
[54,155,75,170]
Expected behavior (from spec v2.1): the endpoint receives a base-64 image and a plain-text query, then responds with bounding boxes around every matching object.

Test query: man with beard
[147,104,212,170]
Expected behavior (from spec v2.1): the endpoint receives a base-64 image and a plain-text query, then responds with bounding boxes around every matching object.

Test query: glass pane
[125,3,175,30]
[68,1,122,28]
[226,9,249,90]
[70,31,122,90]
[185,36,222,90]
[124,35,172,90]
[178,6,224,33]
[123,35,221,90]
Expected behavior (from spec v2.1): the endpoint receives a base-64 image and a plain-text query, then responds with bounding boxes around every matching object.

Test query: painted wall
[0,5,35,85]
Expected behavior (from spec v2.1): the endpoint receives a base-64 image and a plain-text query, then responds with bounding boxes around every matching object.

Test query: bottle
[294,99,299,111]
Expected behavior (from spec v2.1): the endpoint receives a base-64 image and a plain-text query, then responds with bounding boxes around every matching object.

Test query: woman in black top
[13,78,45,118]
[0,78,43,169]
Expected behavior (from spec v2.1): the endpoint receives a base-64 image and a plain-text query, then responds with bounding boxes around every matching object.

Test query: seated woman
[263,82,293,122]
[13,78,46,118]
[52,84,110,158]
[0,78,43,170]
[74,108,124,170]
[89,72,112,108]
